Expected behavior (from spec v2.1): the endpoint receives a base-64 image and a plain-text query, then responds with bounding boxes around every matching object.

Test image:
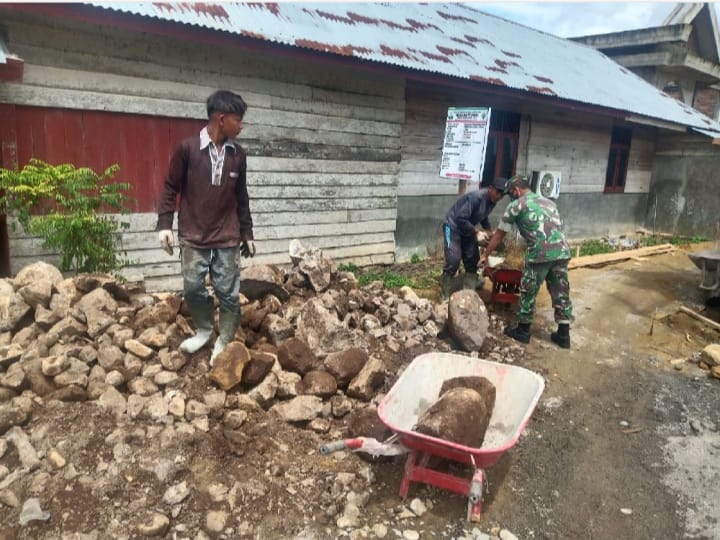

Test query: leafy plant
[410,253,422,264]
[0,159,135,276]
[578,239,611,257]
[358,270,411,289]
[337,262,359,273]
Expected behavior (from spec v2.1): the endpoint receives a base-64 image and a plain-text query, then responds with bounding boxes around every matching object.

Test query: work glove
[475,229,490,245]
[240,240,256,258]
[158,230,174,256]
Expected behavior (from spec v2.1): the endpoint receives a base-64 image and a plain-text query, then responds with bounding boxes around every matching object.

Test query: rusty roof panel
[92,2,720,131]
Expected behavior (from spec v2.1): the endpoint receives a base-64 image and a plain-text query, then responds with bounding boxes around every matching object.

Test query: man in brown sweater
[156,90,255,364]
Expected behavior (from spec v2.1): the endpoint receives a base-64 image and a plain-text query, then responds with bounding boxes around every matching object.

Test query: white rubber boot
[179,299,214,354]
[180,329,213,354]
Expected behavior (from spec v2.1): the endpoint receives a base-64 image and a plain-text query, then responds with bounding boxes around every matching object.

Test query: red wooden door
[12,106,205,212]
[0,106,205,275]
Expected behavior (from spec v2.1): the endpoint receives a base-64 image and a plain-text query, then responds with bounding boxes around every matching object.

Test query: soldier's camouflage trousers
[517,259,573,325]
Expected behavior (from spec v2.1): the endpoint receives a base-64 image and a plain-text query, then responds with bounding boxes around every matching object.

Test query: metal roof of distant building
[89,1,720,132]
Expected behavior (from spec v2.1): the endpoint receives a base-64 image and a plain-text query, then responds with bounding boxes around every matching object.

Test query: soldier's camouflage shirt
[498,192,571,263]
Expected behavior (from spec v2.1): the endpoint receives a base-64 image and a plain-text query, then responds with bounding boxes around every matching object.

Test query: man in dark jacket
[440,177,508,301]
[156,90,255,364]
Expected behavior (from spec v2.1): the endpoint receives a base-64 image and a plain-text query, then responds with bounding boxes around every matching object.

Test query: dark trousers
[442,224,479,276]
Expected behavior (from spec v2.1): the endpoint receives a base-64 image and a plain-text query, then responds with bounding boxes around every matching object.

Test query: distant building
[572,3,720,120]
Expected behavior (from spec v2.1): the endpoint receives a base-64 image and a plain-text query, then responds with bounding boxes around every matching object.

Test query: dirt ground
[2,243,719,540]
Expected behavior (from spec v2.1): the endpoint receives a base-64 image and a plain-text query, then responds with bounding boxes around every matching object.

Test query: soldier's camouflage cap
[506,174,529,192]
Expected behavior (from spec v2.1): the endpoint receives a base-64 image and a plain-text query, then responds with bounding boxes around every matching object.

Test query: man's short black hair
[206,90,248,118]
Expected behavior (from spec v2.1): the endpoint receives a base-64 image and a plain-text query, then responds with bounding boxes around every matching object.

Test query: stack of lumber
[568,243,674,270]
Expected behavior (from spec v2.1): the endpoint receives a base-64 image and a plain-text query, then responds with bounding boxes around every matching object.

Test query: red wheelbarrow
[483,265,522,305]
[376,353,545,521]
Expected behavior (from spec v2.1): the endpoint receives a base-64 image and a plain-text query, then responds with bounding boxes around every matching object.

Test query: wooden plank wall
[524,117,656,194]
[0,11,405,291]
[398,93,457,197]
[398,82,657,199]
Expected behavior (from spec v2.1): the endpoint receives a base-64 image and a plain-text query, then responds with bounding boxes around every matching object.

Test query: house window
[605,126,632,193]
[481,111,521,186]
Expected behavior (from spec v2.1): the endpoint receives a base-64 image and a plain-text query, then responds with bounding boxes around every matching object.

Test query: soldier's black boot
[504,322,531,344]
[550,323,571,349]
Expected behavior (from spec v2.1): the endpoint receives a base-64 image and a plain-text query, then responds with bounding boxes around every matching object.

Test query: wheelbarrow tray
[688,249,720,292]
[483,266,522,305]
[377,352,544,469]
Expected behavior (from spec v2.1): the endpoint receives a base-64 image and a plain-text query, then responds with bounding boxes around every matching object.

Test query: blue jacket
[444,188,496,237]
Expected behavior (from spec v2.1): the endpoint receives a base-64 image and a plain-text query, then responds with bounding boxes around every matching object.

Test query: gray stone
[347,356,386,401]
[163,481,191,504]
[124,339,154,360]
[5,426,41,470]
[18,279,53,309]
[447,290,489,352]
[261,313,295,346]
[136,511,170,537]
[271,395,323,422]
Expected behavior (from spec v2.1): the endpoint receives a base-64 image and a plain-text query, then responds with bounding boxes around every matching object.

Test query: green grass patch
[358,270,411,288]
[575,234,709,257]
[337,262,359,273]
[578,239,611,257]
[640,234,708,247]
[341,260,441,290]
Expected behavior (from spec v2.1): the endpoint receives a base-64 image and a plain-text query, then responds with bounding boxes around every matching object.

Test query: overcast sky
[475,2,699,38]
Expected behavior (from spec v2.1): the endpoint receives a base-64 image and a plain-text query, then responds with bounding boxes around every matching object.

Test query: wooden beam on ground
[678,306,720,332]
[568,243,675,270]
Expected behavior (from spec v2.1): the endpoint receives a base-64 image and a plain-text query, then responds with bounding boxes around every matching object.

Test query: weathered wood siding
[0,10,404,290]
[395,83,659,259]
[523,118,655,194]
[398,94,457,197]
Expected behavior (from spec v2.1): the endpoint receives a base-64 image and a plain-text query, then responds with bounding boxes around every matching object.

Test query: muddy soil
[2,244,719,540]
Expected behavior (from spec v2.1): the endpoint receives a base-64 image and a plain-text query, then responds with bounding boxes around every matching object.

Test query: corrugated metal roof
[90,1,720,132]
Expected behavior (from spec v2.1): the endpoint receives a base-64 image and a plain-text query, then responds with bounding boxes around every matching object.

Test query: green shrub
[410,253,422,264]
[0,159,135,276]
[578,239,611,257]
[337,262,359,273]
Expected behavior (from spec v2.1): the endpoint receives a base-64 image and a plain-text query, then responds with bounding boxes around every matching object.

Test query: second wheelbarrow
[376,352,544,521]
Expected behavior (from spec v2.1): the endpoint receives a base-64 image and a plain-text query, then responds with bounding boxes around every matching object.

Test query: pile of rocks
[1,255,521,430]
[0,255,525,538]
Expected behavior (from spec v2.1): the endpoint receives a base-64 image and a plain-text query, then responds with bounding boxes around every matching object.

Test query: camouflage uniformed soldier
[480,175,573,348]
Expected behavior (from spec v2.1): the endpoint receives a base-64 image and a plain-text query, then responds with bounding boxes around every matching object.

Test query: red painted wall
[10,105,205,213]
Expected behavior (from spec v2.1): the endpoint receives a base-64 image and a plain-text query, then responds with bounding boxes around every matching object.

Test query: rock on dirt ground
[0,244,719,540]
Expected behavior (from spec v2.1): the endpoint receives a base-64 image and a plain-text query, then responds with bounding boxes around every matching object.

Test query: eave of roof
[15,2,720,132]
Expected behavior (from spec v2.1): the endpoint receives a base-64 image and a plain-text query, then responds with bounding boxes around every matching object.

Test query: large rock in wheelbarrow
[415,387,493,448]
[439,376,496,417]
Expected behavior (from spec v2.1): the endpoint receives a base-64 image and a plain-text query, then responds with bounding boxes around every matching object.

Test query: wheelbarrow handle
[319,438,364,455]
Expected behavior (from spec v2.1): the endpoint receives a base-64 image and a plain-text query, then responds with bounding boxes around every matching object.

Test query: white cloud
[475,2,692,38]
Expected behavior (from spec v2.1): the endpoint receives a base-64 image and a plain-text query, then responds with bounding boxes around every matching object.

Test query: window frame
[604,126,632,194]
[481,111,520,187]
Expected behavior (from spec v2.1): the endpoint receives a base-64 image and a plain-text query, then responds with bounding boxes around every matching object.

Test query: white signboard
[439,107,491,182]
